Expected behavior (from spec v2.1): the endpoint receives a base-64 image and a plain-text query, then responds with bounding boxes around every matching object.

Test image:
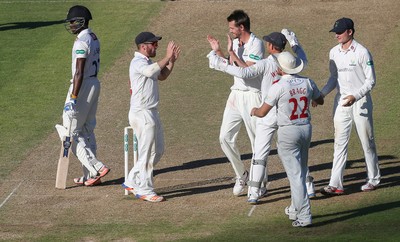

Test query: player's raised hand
[226,33,233,53]
[166,41,177,59]
[170,44,181,63]
[207,35,220,52]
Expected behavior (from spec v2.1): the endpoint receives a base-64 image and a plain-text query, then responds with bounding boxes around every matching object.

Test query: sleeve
[73,40,89,59]
[133,58,160,78]
[321,50,338,96]
[225,60,267,79]
[264,83,281,107]
[292,45,308,68]
[309,79,322,100]
[353,50,376,100]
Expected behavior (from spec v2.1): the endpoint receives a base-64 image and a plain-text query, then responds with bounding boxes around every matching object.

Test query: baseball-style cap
[273,51,304,74]
[330,17,354,33]
[135,32,162,45]
[263,32,287,50]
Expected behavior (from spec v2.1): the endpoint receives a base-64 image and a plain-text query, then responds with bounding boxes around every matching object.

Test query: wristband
[71,94,78,99]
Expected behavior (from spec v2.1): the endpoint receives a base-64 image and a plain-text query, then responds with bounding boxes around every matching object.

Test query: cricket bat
[55,124,72,189]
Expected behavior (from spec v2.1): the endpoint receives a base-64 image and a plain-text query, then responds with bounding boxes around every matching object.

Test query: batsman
[56,5,110,187]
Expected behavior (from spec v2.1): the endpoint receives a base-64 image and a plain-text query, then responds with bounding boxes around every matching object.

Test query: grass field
[1,0,400,241]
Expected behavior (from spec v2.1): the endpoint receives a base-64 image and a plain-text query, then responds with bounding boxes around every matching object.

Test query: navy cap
[135,32,162,45]
[263,32,287,50]
[330,17,354,33]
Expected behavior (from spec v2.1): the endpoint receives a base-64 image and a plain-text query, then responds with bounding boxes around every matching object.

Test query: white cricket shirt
[129,52,161,111]
[230,33,265,92]
[266,75,321,126]
[321,39,376,100]
[71,28,100,80]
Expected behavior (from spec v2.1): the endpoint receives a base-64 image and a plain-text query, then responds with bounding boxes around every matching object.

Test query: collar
[339,39,358,53]
[134,51,150,60]
[76,28,91,39]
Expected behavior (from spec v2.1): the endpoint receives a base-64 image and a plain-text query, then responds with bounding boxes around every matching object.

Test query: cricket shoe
[259,187,268,198]
[320,186,344,196]
[98,165,110,178]
[233,171,249,196]
[84,176,102,186]
[361,182,377,192]
[122,183,136,195]
[247,196,259,205]
[292,220,312,228]
[135,194,165,203]
[285,206,297,221]
[74,176,102,186]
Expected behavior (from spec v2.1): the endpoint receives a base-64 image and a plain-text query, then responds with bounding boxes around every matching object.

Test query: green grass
[1,1,400,242]
[0,1,163,178]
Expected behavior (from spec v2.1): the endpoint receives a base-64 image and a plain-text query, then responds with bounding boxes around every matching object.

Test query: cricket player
[251,51,324,227]
[319,17,380,195]
[208,30,316,204]
[207,10,265,196]
[122,32,181,202]
[61,5,110,186]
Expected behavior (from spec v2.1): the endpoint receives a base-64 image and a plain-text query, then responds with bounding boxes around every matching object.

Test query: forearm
[159,62,174,81]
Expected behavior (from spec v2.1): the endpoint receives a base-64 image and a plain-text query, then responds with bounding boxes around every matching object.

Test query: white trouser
[219,89,261,178]
[278,124,312,223]
[126,109,164,196]
[329,94,380,189]
[63,78,104,179]
[247,116,277,196]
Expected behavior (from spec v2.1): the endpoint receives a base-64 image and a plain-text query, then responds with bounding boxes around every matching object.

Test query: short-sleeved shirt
[71,28,100,80]
[265,74,321,126]
[129,52,161,111]
[230,33,265,92]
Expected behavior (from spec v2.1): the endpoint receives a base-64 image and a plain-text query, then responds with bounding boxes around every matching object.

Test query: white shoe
[259,187,268,198]
[292,219,312,227]
[233,171,248,196]
[285,206,297,221]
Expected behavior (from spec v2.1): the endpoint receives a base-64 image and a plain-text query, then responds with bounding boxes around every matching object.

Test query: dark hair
[227,10,250,32]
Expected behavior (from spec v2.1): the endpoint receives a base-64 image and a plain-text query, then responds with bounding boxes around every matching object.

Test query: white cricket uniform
[224,45,310,197]
[125,51,164,196]
[63,28,104,178]
[321,40,380,190]
[219,33,264,179]
[266,74,322,224]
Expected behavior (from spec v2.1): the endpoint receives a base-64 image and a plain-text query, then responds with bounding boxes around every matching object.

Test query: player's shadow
[0,20,64,31]
[311,200,400,227]
[153,138,334,177]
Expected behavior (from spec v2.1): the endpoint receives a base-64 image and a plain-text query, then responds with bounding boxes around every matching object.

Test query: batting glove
[64,97,77,117]
[281,29,299,47]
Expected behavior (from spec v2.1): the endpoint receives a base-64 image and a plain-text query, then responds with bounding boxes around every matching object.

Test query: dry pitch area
[1,0,399,240]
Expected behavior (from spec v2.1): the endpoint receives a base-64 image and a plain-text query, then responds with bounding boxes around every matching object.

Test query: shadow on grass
[0,20,64,31]
[312,200,400,227]
[153,138,333,176]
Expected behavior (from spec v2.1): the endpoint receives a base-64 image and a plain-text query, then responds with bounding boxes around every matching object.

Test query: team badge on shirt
[249,54,261,60]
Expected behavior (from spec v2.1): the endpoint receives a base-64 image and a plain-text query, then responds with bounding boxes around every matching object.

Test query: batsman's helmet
[65,5,92,34]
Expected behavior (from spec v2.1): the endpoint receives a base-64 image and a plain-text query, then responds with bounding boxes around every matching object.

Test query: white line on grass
[0,181,22,209]
[247,182,271,217]
[248,205,256,217]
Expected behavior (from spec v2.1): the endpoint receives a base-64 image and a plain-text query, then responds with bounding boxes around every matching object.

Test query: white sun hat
[273,51,304,74]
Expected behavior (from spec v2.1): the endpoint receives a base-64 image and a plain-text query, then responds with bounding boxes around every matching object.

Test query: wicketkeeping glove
[281,28,299,47]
